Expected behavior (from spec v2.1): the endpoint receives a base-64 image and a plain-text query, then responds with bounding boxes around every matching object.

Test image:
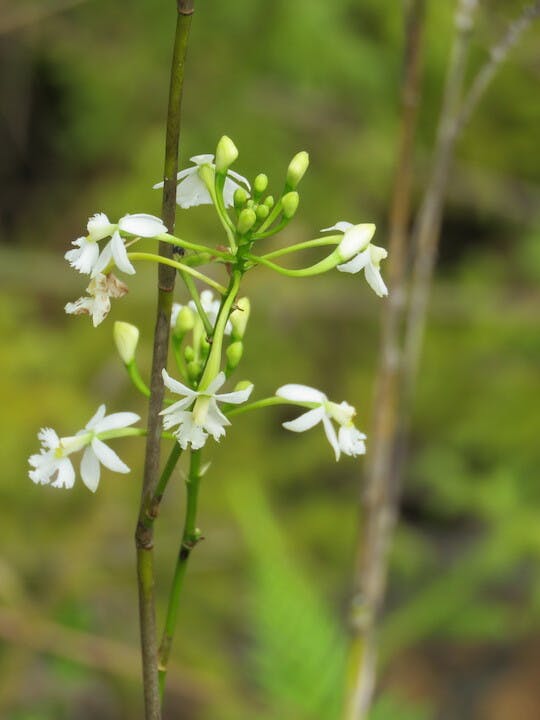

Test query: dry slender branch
[0,606,207,702]
[135,3,194,719]
[402,0,478,412]
[343,2,426,718]
[456,1,540,134]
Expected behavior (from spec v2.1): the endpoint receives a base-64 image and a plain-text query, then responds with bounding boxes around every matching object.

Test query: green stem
[127,361,151,397]
[140,443,183,533]
[198,270,242,389]
[172,336,189,380]
[127,252,227,294]
[246,251,340,277]
[157,233,230,258]
[260,236,341,260]
[180,272,213,336]
[226,396,317,417]
[158,449,203,697]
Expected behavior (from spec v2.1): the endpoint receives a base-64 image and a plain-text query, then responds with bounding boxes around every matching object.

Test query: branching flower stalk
[28,125,387,718]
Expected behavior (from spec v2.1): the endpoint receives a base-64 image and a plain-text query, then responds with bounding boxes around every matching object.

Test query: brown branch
[134,3,195,719]
[343,2,426,718]
[456,1,540,135]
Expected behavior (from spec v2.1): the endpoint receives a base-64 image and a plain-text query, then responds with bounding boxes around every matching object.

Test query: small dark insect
[172,245,185,256]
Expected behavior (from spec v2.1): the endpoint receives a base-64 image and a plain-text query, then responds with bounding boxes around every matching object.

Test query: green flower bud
[282,191,300,219]
[237,208,257,234]
[226,341,244,371]
[234,187,249,210]
[264,195,275,208]
[256,204,269,220]
[184,345,195,362]
[215,135,238,173]
[253,173,268,196]
[174,306,195,336]
[230,297,251,340]
[187,360,201,382]
[286,151,309,188]
[113,322,139,365]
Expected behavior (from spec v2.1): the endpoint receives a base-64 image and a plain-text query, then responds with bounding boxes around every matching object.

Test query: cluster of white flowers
[64,212,167,326]
[28,406,139,492]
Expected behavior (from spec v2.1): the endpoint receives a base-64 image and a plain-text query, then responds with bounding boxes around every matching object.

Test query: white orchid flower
[65,273,128,327]
[29,428,77,489]
[153,154,250,209]
[28,406,139,492]
[77,405,140,492]
[171,290,232,335]
[322,221,388,297]
[276,384,367,461]
[65,212,166,276]
[160,370,253,449]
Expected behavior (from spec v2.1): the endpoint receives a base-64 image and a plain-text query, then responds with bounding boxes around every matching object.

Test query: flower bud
[234,187,249,210]
[184,346,195,362]
[264,195,275,208]
[230,297,250,340]
[113,321,139,365]
[215,135,238,173]
[174,306,195,336]
[281,191,300,219]
[253,173,268,196]
[237,208,257,234]
[187,360,202,382]
[256,204,269,221]
[286,151,309,189]
[226,341,244,371]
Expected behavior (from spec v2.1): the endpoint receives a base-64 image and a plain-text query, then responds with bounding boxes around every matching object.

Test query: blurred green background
[1,1,540,718]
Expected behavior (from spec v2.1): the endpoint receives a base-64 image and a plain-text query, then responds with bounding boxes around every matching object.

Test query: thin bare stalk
[134,3,195,719]
[158,449,203,697]
[456,2,540,135]
[402,0,478,415]
[343,2,426,717]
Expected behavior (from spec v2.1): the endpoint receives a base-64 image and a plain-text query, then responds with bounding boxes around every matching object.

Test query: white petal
[162,369,197,398]
[110,231,136,275]
[203,400,230,440]
[92,412,140,433]
[91,438,130,473]
[365,263,388,297]
[80,446,101,492]
[87,213,114,241]
[338,426,367,457]
[215,384,254,404]
[276,384,327,403]
[118,213,167,238]
[322,416,341,461]
[160,396,195,418]
[51,458,76,489]
[321,221,352,233]
[190,154,214,165]
[176,172,213,208]
[91,294,111,327]
[38,427,60,450]
[92,243,113,277]
[204,372,227,396]
[85,404,107,430]
[337,249,370,274]
[227,168,251,189]
[338,224,375,261]
[282,406,325,432]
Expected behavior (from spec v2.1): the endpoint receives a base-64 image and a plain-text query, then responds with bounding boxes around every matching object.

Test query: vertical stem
[343,2,426,717]
[158,449,203,697]
[134,3,195,719]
